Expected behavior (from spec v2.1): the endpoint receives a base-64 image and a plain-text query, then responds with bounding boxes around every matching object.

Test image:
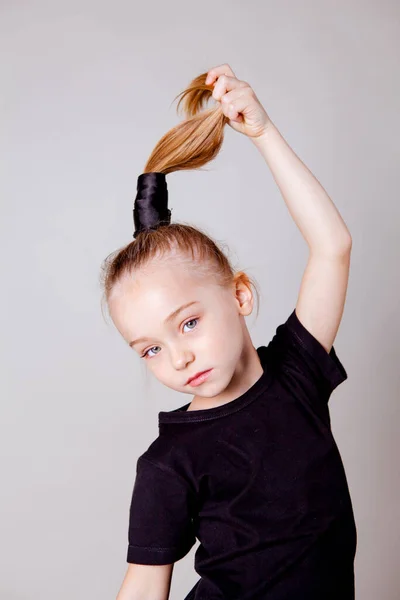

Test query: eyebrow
[129,300,200,348]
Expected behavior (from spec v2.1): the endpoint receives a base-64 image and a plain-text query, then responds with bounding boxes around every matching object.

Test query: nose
[170,346,194,370]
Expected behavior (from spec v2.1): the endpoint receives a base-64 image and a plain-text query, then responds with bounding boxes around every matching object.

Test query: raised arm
[251,121,352,352]
[205,62,352,352]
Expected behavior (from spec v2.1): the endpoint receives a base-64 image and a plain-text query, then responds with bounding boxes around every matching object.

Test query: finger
[224,92,252,120]
[205,63,236,85]
[212,75,247,102]
[220,87,249,107]
[226,94,250,119]
[220,88,247,118]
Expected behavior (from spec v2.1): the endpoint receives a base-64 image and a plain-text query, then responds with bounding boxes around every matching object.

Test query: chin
[196,378,231,399]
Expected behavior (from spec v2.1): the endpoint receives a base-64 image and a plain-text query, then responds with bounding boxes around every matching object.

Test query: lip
[186,369,213,386]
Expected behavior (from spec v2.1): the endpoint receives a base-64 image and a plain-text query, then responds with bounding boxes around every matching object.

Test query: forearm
[251,120,352,255]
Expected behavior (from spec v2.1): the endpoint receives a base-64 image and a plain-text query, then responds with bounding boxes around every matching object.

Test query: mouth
[186,369,213,386]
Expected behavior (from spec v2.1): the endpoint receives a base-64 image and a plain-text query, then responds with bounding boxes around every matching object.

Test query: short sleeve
[264,308,348,409]
[126,455,197,565]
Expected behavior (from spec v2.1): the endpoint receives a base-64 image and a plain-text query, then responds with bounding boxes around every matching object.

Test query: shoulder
[137,433,195,493]
[256,308,348,420]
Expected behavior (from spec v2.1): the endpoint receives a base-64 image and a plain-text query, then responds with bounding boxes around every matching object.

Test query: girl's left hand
[205,63,271,139]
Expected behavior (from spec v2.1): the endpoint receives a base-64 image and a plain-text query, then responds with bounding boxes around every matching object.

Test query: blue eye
[141,318,199,359]
[141,346,161,359]
[183,318,198,332]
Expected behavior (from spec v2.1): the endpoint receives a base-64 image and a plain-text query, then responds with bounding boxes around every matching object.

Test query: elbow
[343,233,353,254]
[337,233,352,256]
[314,232,353,259]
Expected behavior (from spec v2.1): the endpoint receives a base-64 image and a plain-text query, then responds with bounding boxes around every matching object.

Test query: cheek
[146,361,169,385]
[146,354,174,379]
[202,311,241,349]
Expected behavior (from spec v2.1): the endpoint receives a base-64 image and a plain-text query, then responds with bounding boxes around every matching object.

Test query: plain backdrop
[1,1,399,599]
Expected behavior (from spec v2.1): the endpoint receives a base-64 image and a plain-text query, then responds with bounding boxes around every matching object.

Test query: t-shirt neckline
[158,347,272,424]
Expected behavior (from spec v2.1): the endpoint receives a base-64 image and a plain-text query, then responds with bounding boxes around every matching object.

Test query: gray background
[1,1,399,598]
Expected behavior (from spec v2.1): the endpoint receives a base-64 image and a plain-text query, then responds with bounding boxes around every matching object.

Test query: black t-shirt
[126,308,357,599]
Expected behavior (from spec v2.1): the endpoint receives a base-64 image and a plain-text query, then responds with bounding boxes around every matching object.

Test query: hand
[205,63,271,139]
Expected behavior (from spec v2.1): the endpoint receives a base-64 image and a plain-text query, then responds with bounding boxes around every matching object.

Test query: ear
[232,271,254,316]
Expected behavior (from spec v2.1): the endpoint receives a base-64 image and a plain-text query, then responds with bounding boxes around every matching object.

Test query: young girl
[101,64,356,600]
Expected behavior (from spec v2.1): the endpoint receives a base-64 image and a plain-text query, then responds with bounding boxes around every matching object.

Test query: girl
[101,64,356,600]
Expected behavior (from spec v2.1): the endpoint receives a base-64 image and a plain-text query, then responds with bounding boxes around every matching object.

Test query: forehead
[117,261,212,302]
[108,262,219,336]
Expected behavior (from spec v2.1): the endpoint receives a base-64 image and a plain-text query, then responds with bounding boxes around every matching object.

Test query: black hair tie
[133,172,172,239]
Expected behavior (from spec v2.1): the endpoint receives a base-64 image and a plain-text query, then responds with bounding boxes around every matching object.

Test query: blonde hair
[99,71,260,320]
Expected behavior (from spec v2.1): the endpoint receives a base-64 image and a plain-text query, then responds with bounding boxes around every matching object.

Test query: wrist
[251,119,276,146]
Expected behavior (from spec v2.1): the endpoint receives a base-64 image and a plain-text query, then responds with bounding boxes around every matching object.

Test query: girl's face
[108,261,261,402]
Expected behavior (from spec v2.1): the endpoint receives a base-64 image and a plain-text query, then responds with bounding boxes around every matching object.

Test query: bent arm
[116,563,174,600]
